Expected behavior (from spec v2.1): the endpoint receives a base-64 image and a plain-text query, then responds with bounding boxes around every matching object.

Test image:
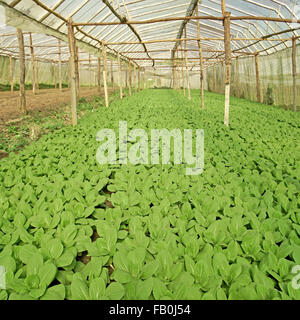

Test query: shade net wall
[0,54,128,87]
[205,45,300,109]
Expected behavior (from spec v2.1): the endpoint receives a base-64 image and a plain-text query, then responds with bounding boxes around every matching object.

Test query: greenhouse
[0,0,299,301]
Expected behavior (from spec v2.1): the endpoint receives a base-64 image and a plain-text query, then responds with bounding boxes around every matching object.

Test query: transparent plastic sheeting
[0,0,299,64]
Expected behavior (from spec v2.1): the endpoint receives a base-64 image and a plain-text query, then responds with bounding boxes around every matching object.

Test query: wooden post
[89,54,92,88]
[36,60,39,90]
[53,63,57,89]
[255,52,261,103]
[224,12,232,127]
[110,60,114,91]
[29,33,36,95]
[292,37,297,112]
[76,46,80,95]
[102,42,109,107]
[180,42,185,96]
[118,52,123,99]
[97,56,101,94]
[134,64,137,93]
[58,40,62,92]
[213,63,217,92]
[67,19,78,126]
[9,56,14,92]
[17,29,26,114]
[128,60,132,96]
[196,4,204,109]
[235,56,239,98]
[138,68,141,92]
[184,28,191,100]
[176,49,181,93]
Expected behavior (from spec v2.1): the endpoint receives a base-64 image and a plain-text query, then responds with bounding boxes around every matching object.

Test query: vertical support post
[138,68,141,92]
[235,56,239,98]
[17,29,26,114]
[196,4,204,109]
[97,56,101,94]
[9,56,14,92]
[224,11,231,127]
[292,37,297,112]
[184,27,191,100]
[36,60,39,90]
[213,63,216,92]
[134,64,137,93]
[89,54,92,88]
[58,39,62,92]
[29,33,36,95]
[128,60,132,96]
[76,46,80,95]
[67,19,78,126]
[53,63,57,89]
[176,49,181,94]
[110,60,114,91]
[102,42,109,107]
[255,52,261,103]
[118,52,123,99]
[180,42,185,96]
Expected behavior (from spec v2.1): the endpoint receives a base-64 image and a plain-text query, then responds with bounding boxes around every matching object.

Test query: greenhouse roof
[0,0,299,70]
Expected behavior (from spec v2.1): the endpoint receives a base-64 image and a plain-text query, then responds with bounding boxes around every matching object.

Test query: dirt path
[0,87,102,124]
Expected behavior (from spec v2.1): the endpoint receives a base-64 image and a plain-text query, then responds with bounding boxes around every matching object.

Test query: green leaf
[141,260,159,280]
[89,278,106,300]
[19,244,39,264]
[106,282,125,300]
[71,277,89,300]
[38,263,57,287]
[41,284,66,300]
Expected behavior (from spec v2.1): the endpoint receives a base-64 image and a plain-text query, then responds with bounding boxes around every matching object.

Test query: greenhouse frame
[0,0,300,302]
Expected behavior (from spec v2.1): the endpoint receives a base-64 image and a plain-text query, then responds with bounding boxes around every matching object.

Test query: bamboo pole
[102,43,109,107]
[17,29,26,114]
[89,54,92,88]
[110,59,114,91]
[138,67,141,92]
[255,52,261,103]
[58,39,62,92]
[118,52,123,99]
[97,56,101,94]
[224,12,232,127]
[213,63,217,92]
[180,42,185,96]
[76,46,80,96]
[196,4,204,109]
[53,63,57,89]
[36,60,39,90]
[29,33,36,95]
[184,27,191,101]
[176,49,181,94]
[134,64,137,93]
[128,60,132,96]
[67,19,78,126]
[9,56,14,92]
[235,57,239,98]
[292,37,297,112]
[72,15,300,26]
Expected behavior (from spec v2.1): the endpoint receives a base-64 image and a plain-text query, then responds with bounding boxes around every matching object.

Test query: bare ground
[0,87,102,124]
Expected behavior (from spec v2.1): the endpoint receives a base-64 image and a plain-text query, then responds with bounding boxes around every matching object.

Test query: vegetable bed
[0,89,300,300]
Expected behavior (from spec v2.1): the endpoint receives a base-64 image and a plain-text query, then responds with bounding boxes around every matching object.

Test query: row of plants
[0,89,299,300]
